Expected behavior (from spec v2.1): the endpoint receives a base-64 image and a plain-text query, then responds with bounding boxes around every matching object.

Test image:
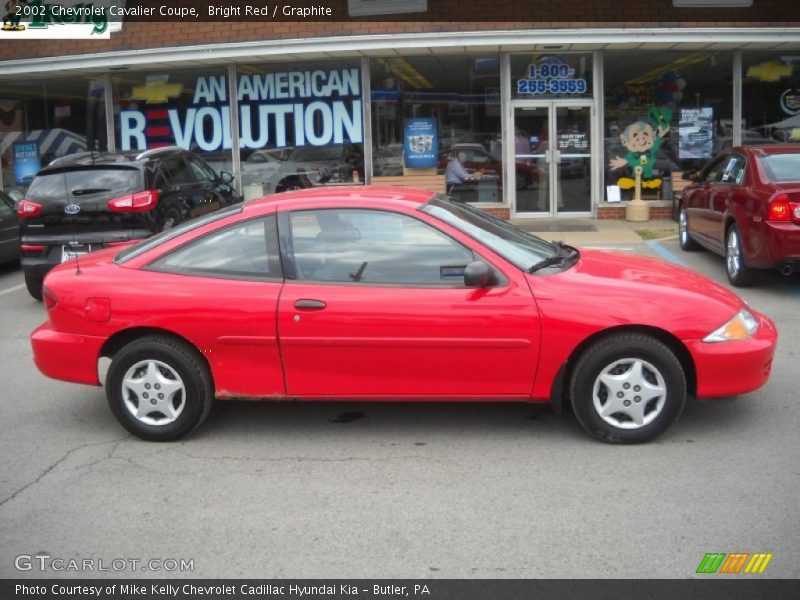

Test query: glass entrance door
[512,103,592,217]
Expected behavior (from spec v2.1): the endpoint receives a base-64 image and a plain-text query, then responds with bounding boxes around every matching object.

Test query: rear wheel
[25,274,43,301]
[725,224,754,287]
[678,205,699,251]
[106,336,213,441]
[159,206,184,232]
[570,334,687,444]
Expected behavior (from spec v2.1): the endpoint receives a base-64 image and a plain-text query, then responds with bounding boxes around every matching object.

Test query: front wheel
[726,224,755,287]
[678,206,699,251]
[106,336,213,441]
[570,334,687,443]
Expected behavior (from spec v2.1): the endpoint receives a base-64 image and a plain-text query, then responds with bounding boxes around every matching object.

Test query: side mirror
[464,260,493,288]
[220,171,234,184]
[682,170,700,182]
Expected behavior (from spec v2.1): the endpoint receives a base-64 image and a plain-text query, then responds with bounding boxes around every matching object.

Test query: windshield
[758,153,800,182]
[115,205,243,264]
[421,196,559,270]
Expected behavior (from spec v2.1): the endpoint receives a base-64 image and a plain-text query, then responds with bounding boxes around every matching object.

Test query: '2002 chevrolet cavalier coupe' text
[31,187,777,443]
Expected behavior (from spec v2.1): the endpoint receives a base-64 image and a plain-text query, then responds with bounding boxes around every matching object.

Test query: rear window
[26,167,141,201]
[758,153,800,183]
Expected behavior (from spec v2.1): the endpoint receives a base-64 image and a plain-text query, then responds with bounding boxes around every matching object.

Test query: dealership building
[1,0,800,220]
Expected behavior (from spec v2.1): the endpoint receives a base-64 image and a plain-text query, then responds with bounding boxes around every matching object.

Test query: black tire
[569,333,687,444]
[106,336,213,441]
[25,274,43,301]
[678,205,699,251]
[159,206,184,232]
[725,224,755,287]
[515,171,530,191]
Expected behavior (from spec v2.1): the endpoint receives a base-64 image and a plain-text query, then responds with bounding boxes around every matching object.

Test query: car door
[0,192,19,262]
[143,213,285,398]
[685,154,727,242]
[707,153,747,250]
[276,207,541,398]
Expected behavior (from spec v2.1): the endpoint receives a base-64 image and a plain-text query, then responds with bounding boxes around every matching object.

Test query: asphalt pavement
[0,239,798,579]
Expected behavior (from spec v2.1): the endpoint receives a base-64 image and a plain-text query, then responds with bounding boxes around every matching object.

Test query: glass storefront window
[743,52,800,145]
[603,50,733,202]
[370,54,502,203]
[111,67,233,184]
[1,77,108,193]
[236,60,364,198]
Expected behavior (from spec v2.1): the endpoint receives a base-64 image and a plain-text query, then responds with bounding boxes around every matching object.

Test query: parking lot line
[0,283,25,297]
[647,241,687,266]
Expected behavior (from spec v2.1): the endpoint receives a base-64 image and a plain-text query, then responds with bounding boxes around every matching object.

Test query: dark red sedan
[31,187,776,443]
[678,145,800,286]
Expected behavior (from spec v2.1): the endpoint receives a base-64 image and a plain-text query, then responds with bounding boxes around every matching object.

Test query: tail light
[42,286,57,310]
[20,244,46,252]
[17,199,43,218]
[107,189,159,213]
[767,194,800,222]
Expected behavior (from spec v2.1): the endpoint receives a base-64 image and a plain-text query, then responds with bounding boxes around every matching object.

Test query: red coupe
[32,187,776,443]
[678,145,800,286]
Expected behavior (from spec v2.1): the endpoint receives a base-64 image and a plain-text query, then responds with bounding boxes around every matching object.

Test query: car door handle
[294,299,326,310]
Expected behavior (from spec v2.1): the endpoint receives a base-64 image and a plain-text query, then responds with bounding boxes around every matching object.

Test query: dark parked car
[0,191,20,263]
[677,145,800,286]
[17,147,240,300]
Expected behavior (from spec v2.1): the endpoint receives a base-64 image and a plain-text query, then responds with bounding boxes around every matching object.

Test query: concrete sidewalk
[510,217,678,246]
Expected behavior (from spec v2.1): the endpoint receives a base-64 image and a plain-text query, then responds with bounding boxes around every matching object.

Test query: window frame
[144,214,283,282]
[276,207,505,289]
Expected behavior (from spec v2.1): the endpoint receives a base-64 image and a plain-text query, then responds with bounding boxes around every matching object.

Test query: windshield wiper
[349,261,369,282]
[528,255,568,273]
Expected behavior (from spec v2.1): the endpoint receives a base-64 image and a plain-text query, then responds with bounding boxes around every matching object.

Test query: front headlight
[703,309,759,343]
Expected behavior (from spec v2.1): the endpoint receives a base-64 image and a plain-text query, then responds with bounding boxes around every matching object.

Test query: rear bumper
[749,222,800,269]
[686,311,777,398]
[31,322,105,386]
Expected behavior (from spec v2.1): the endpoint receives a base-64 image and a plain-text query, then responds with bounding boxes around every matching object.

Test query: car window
[758,153,800,182]
[148,216,281,280]
[27,167,141,200]
[701,156,729,184]
[720,154,746,185]
[158,157,196,186]
[186,156,217,183]
[289,209,475,286]
[0,195,12,216]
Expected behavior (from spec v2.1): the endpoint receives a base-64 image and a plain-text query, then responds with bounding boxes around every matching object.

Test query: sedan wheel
[678,206,698,251]
[106,336,213,441]
[570,334,686,443]
[726,224,754,287]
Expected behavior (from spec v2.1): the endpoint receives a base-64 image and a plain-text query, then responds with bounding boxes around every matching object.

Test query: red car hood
[527,248,747,341]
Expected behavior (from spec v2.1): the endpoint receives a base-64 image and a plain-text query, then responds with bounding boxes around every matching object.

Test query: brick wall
[597,205,674,220]
[1,0,798,62]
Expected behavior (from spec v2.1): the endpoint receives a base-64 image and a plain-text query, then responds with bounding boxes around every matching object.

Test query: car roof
[245,185,436,212]
[738,144,800,156]
[41,147,187,171]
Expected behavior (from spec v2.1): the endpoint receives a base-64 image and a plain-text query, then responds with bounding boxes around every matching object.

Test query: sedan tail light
[766,194,800,222]
[107,189,159,213]
[17,199,43,218]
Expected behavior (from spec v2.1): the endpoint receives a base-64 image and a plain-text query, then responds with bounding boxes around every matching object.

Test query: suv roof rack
[135,146,184,160]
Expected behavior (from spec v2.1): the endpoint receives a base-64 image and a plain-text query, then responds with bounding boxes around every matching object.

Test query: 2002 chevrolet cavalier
[30,187,777,443]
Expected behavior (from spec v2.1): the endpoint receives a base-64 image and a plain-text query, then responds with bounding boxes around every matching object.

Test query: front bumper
[686,311,777,398]
[31,322,105,386]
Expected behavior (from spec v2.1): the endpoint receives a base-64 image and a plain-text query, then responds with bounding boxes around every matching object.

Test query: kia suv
[18,147,240,300]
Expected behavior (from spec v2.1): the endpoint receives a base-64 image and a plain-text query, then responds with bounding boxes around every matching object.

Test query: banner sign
[119,68,363,152]
[403,118,438,168]
[12,141,41,185]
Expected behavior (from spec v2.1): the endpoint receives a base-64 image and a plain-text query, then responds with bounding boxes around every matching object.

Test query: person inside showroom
[445,151,473,195]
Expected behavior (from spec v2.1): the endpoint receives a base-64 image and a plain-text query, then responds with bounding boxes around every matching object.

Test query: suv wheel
[25,274,43,301]
[160,207,183,232]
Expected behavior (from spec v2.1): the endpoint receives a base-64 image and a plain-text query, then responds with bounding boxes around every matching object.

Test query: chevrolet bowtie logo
[131,81,184,104]
[746,61,793,82]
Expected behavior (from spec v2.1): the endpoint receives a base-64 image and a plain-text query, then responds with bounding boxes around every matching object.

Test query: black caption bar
[11,0,800,23]
[3,580,800,600]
